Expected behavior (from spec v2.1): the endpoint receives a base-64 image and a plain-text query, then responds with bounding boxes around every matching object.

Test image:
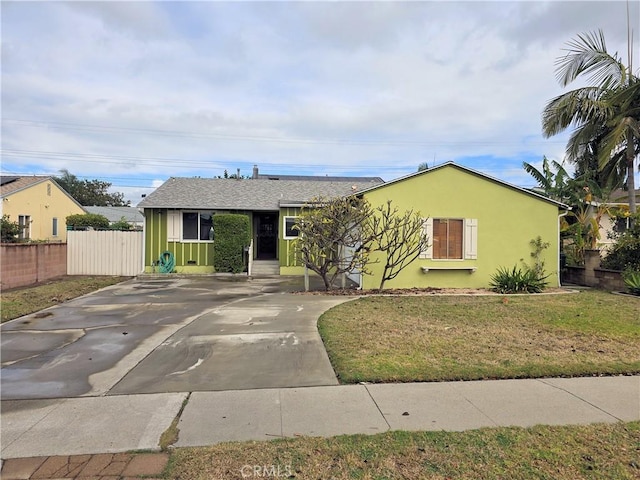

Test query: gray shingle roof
[84,206,144,223]
[137,177,384,210]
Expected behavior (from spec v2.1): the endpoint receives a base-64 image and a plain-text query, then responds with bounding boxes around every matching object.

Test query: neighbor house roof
[355,162,570,209]
[0,175,85,209]
[138,177,384,210]
[84,206,144,224]
[0,176,50,197]
[256,173,384,183]
[610,189,640,203]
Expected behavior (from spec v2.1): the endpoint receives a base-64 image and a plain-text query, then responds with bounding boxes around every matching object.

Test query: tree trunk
[626,132,637,215]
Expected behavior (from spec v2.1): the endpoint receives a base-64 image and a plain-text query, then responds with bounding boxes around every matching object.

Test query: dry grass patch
[1,276,130,322]
[165,422,640,479]
[319,290,640,382]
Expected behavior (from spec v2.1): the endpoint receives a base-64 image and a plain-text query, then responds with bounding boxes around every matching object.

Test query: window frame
[432,218,464,260]
[282,216,300,240]
[180,210,214,243]
[420,218,477,260]
[18,215,31,240]
[52,217,58,237]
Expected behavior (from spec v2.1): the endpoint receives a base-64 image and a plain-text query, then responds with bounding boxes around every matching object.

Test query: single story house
[138,163,567,288]
[356,163,567,289]
[0,175,85,242]
[137,167,383,275]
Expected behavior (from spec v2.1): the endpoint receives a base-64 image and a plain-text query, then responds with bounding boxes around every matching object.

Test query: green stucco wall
[361,165,561,289]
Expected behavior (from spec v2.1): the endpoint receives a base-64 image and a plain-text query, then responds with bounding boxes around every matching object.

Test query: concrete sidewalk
[2,375,638,461]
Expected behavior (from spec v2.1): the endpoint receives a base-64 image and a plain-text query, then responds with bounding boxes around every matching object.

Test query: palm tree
[542,30,639,214]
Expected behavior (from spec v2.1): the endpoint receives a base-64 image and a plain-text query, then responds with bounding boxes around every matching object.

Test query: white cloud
[2,0,638,195]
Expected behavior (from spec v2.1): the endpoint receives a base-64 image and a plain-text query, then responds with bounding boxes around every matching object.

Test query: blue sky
[2,1,639,205]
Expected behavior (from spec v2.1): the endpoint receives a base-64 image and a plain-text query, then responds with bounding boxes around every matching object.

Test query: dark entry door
[256,213,278,259]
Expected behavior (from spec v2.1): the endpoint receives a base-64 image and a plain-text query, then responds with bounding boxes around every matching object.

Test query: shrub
[490,266,548,294]
[213,214,251,273]
[66,213,110,230]
[601,214,640,271]
[1,215,21,243]
[110,217,132,231]
[622,270,640,296]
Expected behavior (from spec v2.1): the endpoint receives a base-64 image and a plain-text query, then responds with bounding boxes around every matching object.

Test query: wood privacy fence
[67,230,143,276]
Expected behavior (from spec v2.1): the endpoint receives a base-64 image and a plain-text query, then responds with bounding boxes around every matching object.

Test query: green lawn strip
[318,291,640,383]
[164,422,640,480]
[1,276,130,322]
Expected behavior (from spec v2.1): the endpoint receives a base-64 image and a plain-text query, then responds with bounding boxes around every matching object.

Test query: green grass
[318,290,640,383]
[1,276,130,322]
[165,421,640,479]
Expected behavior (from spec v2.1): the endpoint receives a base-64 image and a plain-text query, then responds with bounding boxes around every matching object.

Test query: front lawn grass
[1,276,130,322]
[165,421,640,479]
[318,290,640,383]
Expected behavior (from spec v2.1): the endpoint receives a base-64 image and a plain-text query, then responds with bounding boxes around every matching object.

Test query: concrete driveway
[1,276,350,400]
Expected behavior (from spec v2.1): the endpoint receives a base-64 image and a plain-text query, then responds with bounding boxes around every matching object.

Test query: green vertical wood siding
[279,207,303,267]
[144,209,215,273]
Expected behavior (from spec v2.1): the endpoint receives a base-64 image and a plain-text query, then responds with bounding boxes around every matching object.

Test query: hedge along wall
[213,214,251,273]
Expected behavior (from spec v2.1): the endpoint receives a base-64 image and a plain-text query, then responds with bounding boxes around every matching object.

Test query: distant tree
[55,169,130,206]
[216,169,250,179]
[66,213,110,230]
[371,201,429,290]
[417,162,429,172]
[1,215,21,243]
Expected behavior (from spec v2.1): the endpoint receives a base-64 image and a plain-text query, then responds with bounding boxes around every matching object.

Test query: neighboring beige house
[591,189,639,252]
[0,176,85,242]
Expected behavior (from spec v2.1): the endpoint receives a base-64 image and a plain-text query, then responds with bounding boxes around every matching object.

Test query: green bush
[1,215,21,243]
[213,214,251,273]
[622,270,640,296]
[490,266,548,294]
[601,214,640,271]
[66,213,110,230]
[110,217,132,231]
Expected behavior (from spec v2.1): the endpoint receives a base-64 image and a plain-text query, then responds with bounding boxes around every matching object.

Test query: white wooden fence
[67,230,143,276]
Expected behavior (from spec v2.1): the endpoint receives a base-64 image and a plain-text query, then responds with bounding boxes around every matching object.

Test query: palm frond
[598,118,634,170]
[522,160,550,189]
[542,87,610,137]
[555,30,626,88]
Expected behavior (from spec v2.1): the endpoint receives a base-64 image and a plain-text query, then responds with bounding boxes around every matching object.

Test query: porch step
[251,260,280,276]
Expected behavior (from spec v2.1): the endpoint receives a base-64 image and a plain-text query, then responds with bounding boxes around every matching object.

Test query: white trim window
[283,216,300,240]
[18,215,31,240]
[420,218,477,260]
[166,210,214,242]
[52,218,58,237]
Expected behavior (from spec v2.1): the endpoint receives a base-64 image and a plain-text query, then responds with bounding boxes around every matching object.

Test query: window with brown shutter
[433,218,463,259]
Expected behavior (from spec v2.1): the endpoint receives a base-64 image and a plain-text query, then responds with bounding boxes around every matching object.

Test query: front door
[256,213,278,259]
